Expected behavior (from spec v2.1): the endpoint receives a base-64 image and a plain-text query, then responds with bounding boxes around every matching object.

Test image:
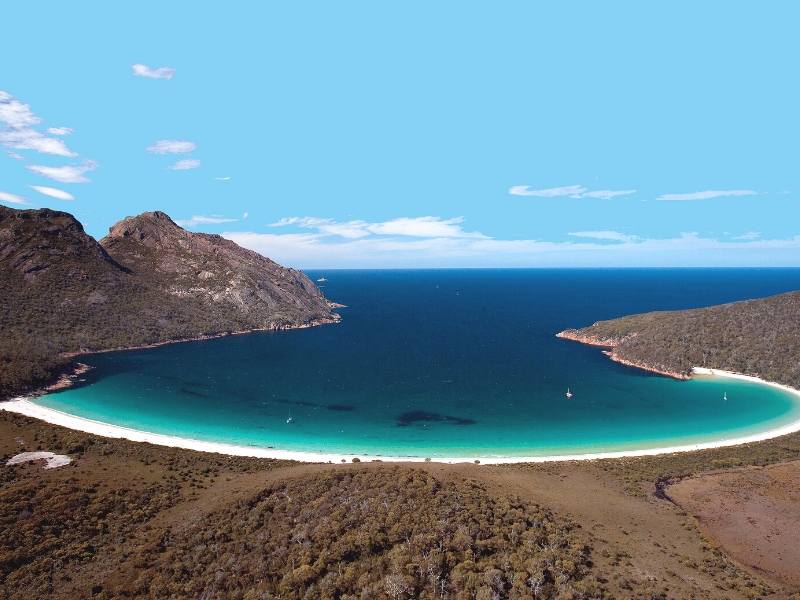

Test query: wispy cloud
[509,184,587,197]
[225,224,800,269]
[30,185,74,201]
[0,126,76,157]
[0,191,27,205]
[509,185,636,199]
[132,63,175,80]
[0,91,77,157]
[169,158,201,170]
[27,161,97,183]
[658,190,757,201]
[568,230,638,243]
[47,126,73,136]
[147,139,196,154]
[214,176,231,181]
[580,190,637,200]
[175,215,239,227]
[733,231,761,241]
[0,90,40,128]
[270,216,486,239]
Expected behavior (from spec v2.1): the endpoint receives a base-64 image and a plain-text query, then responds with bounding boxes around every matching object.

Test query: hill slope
[101,211,336,331]
[0,207,339,398]
[557,291,800,388]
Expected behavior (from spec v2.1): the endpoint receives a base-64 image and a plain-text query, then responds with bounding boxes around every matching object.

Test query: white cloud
[271,217,371,239]
[509,185,636,199]
[0,90,40,128]
[580,189,637,200]
[242,212,249,219]
[147,139,196,154]
[270,216,486,239]
[369,217,486,238]
[224,227,800,269]
[27,161,97,183]
[568,230,638,243]
[7,151,23,160]
[175,215,238,227]
[47,126,73,136]
[658,190,758,201]
[132,64,176,80]
[214,176,231,181]
[0,127,76,157]
[169,158,201,170]
[0,191,27,205]
[733,231,761,241]
[0,91,77,157]
[509,184,587,197]
[30,185,74,201]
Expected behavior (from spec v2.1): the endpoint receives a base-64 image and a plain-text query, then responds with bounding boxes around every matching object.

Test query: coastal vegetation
[558,290,800,388]
[2,411,796,598]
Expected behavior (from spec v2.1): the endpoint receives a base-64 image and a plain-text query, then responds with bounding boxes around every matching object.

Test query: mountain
[101,211,336,331]
[557,291,800,388]
[0,206,339,398]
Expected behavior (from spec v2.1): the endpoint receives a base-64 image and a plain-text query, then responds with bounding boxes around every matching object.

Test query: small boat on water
[565,388,573,399]
[286,416,294,424]
[317,277,328,282]
[723,392,727,401]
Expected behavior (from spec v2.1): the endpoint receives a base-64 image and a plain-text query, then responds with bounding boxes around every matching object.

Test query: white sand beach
[3,367,800,465]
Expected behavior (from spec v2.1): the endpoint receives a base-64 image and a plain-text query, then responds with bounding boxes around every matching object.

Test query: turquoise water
[36,269,800,458]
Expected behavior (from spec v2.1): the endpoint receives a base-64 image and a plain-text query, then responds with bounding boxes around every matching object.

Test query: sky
[1,1,798,268]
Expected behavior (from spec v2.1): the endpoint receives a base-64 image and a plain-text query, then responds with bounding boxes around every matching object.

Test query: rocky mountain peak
[104,210,185,247]
[0,206,123,279]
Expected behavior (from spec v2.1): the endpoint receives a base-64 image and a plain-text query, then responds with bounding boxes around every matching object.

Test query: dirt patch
[669,461,800,590]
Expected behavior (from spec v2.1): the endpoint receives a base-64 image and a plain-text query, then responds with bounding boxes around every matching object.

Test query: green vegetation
[144,469,597,599]
[0,413,606,600]
[560,290,800,388]
[3,412,795,598]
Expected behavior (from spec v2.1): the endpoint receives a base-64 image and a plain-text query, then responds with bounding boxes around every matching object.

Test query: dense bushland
[561,290,800,388]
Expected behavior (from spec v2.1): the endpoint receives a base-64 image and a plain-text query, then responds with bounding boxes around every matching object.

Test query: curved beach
[4,368,800,464]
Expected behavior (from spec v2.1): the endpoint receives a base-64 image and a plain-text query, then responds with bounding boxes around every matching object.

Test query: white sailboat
[565,387,573,399]
[723,392,727,401]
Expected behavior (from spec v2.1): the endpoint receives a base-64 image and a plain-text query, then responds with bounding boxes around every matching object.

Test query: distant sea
[36,269,800,459]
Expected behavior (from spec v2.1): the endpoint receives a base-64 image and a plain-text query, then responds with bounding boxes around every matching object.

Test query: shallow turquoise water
[36,269,800,458]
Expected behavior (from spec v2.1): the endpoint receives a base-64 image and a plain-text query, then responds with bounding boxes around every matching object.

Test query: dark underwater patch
[180,387,210,398]
[273,397,320,408]
[396,410,476,427]
[326,404,355,411]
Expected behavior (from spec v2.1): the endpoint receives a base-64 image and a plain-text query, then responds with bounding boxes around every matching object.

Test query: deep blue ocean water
[37,269,800,458]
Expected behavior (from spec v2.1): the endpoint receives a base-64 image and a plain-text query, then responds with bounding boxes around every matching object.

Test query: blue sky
[1,1,798,268]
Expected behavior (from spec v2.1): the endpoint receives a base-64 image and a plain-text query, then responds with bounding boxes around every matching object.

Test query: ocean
[35,269,800,459]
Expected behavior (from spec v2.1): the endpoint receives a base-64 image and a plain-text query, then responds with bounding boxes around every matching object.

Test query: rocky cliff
[0,206,340,398]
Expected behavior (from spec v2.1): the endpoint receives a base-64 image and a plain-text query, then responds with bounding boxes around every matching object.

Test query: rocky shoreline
[556,329,691,380]
[14,314,343,402]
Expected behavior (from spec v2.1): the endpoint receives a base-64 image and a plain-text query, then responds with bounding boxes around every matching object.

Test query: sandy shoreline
[3,368,800,464]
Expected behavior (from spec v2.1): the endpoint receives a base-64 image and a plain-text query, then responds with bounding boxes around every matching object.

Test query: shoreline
[3,313,344,403]
[4,368,800,465]
[556,330,690,379]
[61,313,342,360]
